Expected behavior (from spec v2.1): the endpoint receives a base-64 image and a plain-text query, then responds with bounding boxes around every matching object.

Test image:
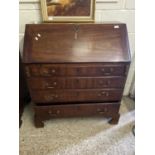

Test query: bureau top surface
[23,23,131,63]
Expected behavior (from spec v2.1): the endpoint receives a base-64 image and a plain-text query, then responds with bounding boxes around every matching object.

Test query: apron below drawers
[31,89,123,103]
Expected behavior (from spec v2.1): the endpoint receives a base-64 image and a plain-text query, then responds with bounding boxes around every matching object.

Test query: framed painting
[41,0,95,22]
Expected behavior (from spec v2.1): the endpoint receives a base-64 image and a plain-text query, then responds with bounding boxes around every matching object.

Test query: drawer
[31,89,123,103]
[28,77,125,90]
[34,103,120,117]
[25,63,126,77]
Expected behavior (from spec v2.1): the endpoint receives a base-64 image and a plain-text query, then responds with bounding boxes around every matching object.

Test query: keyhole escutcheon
[73,25,79,40]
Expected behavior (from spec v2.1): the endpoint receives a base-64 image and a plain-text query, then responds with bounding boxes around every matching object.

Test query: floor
[20,97,135,155]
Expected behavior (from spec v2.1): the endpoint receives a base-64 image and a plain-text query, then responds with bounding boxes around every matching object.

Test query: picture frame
[40,0,95,22]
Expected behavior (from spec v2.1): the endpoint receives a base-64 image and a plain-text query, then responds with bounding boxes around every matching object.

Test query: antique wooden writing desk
[23,23,130,127]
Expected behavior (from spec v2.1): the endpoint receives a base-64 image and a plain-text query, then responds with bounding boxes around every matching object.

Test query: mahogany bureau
[23,23,131,128]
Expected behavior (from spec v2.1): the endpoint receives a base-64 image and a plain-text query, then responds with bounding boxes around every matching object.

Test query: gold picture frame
[40,0,95,22]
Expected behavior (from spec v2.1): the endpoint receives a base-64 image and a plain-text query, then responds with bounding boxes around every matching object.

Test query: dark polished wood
[31,89,123,103]
[25,63,127,77]
[23,23,131,128]
[19,53,31,127]
[23,24,130,63]
[34,103,120,127]
[27,76,125,90]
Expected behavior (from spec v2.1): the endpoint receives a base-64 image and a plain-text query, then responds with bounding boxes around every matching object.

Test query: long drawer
[31,89,123,103]
[34,103,120,117]
[25,63,126,77]
[28,77,125,90]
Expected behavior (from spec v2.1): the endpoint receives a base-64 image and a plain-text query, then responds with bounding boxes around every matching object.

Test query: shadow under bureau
[23,23,131,127]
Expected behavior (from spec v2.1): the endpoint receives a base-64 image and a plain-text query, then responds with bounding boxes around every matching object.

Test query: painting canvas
[41,0,95,22]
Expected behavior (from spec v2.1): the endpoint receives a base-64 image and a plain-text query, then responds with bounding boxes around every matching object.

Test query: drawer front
[25,64,126,77]
[35,103,120,117]
[31,89,123,103]
[28,77,125,90]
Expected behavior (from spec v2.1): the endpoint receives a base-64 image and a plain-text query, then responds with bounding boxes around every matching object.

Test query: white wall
[19,0,135,96]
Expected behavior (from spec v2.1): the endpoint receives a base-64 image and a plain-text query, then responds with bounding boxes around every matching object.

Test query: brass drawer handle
[98,92,109,97]
[45,94,58,100]
[45,96,54,100]
[104,72,111,75]
[42,69,56,75]
[48,110,60,115]
[101,68,110,75]
[51,69,56,73]
[101,68,114,75]
[42,69,49,74]
[97,108,108,114]
[47,86,54,89]
[45,81,57,89]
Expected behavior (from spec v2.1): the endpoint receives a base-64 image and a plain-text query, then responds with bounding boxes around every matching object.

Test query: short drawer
[34,103,120,117]
[31,89,123,103]
[25,63,126,77]
[28,77,125,90]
